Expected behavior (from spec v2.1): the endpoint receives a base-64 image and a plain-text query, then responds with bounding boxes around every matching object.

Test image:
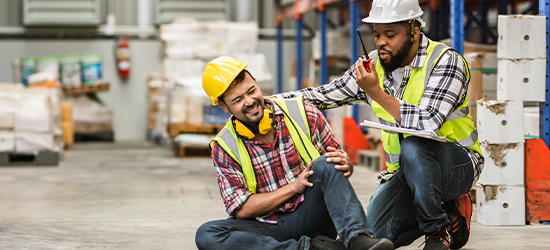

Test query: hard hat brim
[211,62,249,105]
[361,12,423,24]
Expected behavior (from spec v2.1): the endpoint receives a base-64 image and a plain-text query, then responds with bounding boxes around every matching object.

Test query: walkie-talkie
[357,29,372,71]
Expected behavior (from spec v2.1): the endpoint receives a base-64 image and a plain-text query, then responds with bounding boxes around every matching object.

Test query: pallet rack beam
[319,0,328,86]
[276,7,284,93]
[451,0,464,54]
[350,0,360,122]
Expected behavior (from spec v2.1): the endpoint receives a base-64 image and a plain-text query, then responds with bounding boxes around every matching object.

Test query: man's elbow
[234,208,254,220]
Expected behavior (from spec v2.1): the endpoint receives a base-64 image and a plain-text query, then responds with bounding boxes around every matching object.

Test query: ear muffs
[233,109,274,140]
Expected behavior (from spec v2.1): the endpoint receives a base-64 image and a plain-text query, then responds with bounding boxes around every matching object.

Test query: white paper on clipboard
[360,120,447,142]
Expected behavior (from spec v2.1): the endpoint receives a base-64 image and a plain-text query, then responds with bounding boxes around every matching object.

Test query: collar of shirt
[265,98,285,117]
[383,33,428,94]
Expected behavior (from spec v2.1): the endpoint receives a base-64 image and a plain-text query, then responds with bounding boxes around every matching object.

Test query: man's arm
[212,142,316,220]
[233,159,315,219]
[399,50,469,131]
[276,66,369,111]
[303,101,354,177]
[354,58,402,122]
[355,50,468,131]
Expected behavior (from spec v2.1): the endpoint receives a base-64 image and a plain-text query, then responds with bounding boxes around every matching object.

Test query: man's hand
[290,158,315,194]
[325,146,354,178]
[354,58,403,122]
[354,58,382,96]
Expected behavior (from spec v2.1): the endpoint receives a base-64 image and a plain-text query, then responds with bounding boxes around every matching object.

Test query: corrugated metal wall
[0,0,22,27]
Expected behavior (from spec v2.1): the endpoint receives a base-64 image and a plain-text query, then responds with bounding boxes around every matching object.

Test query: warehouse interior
[1,0,550,249]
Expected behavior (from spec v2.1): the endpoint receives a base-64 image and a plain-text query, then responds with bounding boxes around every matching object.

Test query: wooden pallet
[74,122,113,134]
[0,150,59,166]
[167,123,224,138]
[74,131,114,142]
[174,144,211,158]
[63,83,110,95]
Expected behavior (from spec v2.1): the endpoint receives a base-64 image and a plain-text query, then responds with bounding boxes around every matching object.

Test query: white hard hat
[362,0,425,27]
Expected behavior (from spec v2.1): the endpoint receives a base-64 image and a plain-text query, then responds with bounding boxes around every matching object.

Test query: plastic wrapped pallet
[160,18,258,59]
[0,131,15,152]
[0,112,15,130]
[15,132,55,154]
[170,78,210,125]
[0,83,62,152]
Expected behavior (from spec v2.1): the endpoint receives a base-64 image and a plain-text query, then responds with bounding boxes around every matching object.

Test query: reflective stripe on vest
[369,38,483,173]
[210,97,320,193]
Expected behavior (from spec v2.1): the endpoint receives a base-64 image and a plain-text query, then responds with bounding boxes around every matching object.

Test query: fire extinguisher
[115,36,130,78]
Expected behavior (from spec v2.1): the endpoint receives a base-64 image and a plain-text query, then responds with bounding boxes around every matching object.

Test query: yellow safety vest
[369,38,483,173]
[210,97,321,193]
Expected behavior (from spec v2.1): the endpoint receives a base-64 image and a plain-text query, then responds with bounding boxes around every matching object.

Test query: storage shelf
[63,83,109,95]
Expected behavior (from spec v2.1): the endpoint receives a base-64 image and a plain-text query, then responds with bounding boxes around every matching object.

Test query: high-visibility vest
[369,38,483,173]
[210,97,321,193]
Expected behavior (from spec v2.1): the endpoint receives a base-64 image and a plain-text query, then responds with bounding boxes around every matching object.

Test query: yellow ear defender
[233,109,274,140]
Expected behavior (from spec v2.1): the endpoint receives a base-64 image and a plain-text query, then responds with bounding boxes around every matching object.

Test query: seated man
[195,56,394,250]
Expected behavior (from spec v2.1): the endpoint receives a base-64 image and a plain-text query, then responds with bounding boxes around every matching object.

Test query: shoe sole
[368,238,394,250]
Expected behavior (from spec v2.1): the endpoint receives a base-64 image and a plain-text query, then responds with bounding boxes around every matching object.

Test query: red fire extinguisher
[115,36,130,78]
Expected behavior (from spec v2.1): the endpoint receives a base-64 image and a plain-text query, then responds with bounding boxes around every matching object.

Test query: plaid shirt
[211,99,342,224]
[277,33,484,186]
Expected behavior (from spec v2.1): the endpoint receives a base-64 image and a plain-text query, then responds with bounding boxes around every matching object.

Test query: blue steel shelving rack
[539,0,550,148]
[276,0,549,145]
[275,0,364,123]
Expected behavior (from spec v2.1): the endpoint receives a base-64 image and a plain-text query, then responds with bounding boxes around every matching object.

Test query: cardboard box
[479,143,524,185]
[497,15,546,59]
[464,52,498,92]
[524,107,539,137]
[476,184,525,226]
[0,131,15,152]
[61,102,72,122]
[477,99,524,144]
[61,121,73,145]
[15,132,54,153]
[497,59,546,102]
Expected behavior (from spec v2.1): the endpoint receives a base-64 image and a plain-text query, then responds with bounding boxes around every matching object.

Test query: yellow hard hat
[202,56,249,105]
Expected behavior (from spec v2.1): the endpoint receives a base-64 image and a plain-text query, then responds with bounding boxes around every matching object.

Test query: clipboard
[360,120,447,142]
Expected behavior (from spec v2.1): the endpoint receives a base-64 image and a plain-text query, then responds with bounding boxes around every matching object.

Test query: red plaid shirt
[211,99,343,223]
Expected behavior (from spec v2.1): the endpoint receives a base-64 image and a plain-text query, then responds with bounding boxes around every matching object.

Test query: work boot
[349,232,394,250]
[310,235,346,250]
[443,194,472,249]
[421,228,450,250]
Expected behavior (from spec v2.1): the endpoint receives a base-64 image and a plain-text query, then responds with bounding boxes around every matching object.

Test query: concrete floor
[0,141,549,250]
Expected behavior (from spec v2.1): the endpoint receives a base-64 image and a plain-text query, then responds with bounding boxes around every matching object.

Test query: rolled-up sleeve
[211,142,254,217]
[276,65,369,111]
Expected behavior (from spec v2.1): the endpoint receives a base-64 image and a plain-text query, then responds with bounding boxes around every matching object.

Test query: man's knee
[311,155,337,174]
[195,221,219,250]
[399,136,431,166]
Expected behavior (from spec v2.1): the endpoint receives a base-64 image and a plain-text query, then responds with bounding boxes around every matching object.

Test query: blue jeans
[366,137,474,248]
[195,155,372,250]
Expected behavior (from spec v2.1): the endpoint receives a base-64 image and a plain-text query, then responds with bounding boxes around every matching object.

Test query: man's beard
[378,39,413,73]
[238,99,264,124]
